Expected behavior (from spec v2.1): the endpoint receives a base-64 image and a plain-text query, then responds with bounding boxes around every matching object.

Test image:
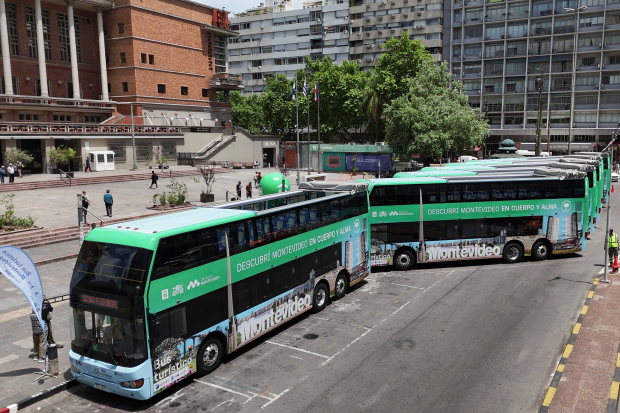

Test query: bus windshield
[70,241,153,297]
[70,308,147,367]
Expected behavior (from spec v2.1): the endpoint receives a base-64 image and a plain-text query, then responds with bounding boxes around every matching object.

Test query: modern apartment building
[0,0,240,172]
[229,0,350,94]
[446,0,620,152]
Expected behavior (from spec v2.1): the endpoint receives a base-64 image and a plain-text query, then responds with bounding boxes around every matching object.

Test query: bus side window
[446,183,461,202]
[492,182,517,200]
[153,236,182,279]
[286,210,298,235]
[258,273,272,301]
[246,220,258,247]
[216,227,231,257]
[330,200,340,221]
[298,255,319,284]
[235,222,247,252]
[232,279,250,313]
[572,179,585,197]
[422,185,439,204]
[272,213,286,239]
[309,206,319,227]
[151,306,186,348]
[274,263,297,295]
[319,201,331,224]
[518,181,544,199]
[321,244,341,274]
[299,208,309,227]
[369,187,385,206]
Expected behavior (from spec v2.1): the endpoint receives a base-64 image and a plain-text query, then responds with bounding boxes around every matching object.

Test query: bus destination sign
[79,294,118,310]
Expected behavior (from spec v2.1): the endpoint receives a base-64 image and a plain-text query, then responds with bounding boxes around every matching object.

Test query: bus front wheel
[531,241,549,261]
[394,249,415,271]
[197,337,223,375]
[312,283,328,313]
[503,243,524,264]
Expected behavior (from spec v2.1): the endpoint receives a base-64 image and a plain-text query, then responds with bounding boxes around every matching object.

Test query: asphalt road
[23,207,611,413]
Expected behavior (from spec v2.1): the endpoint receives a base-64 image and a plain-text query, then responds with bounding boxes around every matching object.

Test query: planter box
[200,193,215,203]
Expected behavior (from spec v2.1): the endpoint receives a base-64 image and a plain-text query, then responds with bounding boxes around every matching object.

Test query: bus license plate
[94,383,107,392]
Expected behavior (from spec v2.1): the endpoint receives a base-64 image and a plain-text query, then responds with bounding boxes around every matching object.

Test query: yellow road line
[562,344,574,358]
[572,323,581,335]
[616,353,620,368]
[557,364,565,373]
[588,291,594,299]
[393,300,399,304]
[542,387,556,407]
[581,305,589,315]
[610,381,620,400]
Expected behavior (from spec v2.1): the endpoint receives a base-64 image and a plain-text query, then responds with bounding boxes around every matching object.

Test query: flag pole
[306,69,311,175]
[295,79,300,185]
[317,79,321,173]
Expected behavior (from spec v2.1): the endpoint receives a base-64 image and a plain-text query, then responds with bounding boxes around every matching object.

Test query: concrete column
[96,8,108,101]
[66,0,80,99]
[0,0,14,95]
[35,0,48,97]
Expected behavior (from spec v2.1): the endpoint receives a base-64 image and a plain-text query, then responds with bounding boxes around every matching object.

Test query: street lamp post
[566,5,587,155]
[535,68,544,156]
[116,102,139,170]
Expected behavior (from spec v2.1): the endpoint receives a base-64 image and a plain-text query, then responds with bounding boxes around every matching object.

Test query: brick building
[0,0,242,173]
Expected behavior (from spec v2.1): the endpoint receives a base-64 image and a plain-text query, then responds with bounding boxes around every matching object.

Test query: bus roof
[85,208,255,249]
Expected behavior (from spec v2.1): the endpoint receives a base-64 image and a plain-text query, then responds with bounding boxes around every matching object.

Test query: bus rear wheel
[531,241,549,261]
[197,337,223,375]
[334,273,348,299]
[312,283,328,313]
[503,243,524,264]
[394,250,415,271]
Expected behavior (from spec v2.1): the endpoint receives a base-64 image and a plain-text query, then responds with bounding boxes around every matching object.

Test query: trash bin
[47,344,59,376]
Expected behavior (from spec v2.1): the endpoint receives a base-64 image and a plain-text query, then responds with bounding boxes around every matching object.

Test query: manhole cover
[303,333,319,340]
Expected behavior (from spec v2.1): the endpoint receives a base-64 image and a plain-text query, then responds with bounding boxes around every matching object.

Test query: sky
[195,0,303,15]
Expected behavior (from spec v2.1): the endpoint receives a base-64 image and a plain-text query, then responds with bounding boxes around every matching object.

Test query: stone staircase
[0,169,213,193]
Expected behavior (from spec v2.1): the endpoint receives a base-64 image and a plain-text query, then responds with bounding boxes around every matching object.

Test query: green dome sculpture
[261,173,291,195]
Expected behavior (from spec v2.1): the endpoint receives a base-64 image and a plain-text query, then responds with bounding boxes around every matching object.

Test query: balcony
[0,94,116,110]
[0,123,184,135]
[209,73,244,90]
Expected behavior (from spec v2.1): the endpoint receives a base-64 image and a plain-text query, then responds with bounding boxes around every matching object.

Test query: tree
[4,148,34,167]
[384,61,490,160]
[374,31,435,104]
[260,75,297,138]
[360,75,383,143]
[230,91,264,135]
[47,145,76,173]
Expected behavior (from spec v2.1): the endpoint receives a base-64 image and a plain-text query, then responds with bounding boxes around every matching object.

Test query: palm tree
[361,77,383,143]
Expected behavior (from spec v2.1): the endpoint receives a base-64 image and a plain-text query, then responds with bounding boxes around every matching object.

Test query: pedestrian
[0,166,4,184]
[254,172,259,188]
[17,162,22,178]
[81,190,90,224]
[236,181,242,199]
[253,160,259,169]
[84,157,91,172]
[42,296,63,349]
[7,163,15,183]
[103,189,113,217]
[30,311,45,363]
[610,228,619,265]
[246,182,253,198]
[150,171,158,188]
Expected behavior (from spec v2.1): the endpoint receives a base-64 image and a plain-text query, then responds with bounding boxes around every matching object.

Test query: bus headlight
[70,364,81,375]
[120,379,144,389]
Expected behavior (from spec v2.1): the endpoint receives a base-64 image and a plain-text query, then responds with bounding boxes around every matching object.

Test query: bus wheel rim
[203,343,219,367]
[398,254,410,267]
[316,288,326,306]
[507,247,519,260]
[536,244,547,258]
[336,278,346,295]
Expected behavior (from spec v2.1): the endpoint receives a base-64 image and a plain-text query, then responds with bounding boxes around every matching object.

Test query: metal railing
[225,189,239,202]
[0,94,115,108]
[0,123,183,134]
[58,169,73,186]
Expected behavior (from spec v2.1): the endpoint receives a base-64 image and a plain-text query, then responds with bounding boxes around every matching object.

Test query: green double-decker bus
[366,172,589,270]
[68,183,370,399]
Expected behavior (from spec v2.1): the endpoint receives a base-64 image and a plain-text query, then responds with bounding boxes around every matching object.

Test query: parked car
[612,172,619,182]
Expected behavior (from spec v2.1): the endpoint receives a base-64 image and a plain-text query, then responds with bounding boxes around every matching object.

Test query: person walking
[42,296,63,349]
[246,182,253,198]
[84,157,91,172]
[610,228,619,265]
[30,311,45,362]
[17,162,22,178]
[236,181,242,199]
[0,166,5,184]
[81,190,91,224]
[149,171,158,188]
[254,172,259,188]
[103,189,113,217]
[7,163,15,183]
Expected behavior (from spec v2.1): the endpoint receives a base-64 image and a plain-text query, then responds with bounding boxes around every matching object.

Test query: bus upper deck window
[299,208,309,225]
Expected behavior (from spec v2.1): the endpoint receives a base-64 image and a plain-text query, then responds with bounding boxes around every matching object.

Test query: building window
[158,84,166,94]
[118,23,124,34]
[103,25,107,36]
[180,86,188,95]
[136,141,152,162]
[149,54,154,65]
[252,73,263,80]
[108,142,126,162]
[214,35,227,73]
[252,60,262,67]
[25,7,37,58]
[141,53,147,63]
[107,83,111,93]
[120,52,126,63]
[84,116,102,123]
[53,115,73,122]
[42,10,52,59]
[122,82,128,92]
[202,88,209,97]
[18,114,39,121]
[161,141,177,158]
[57,13,80,63]
[6,3,18,56]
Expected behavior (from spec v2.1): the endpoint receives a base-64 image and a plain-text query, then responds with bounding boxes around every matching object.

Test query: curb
[538,278,599,413]
[0,379,77,412]
[34,254,79,266]
[606,342,620,413]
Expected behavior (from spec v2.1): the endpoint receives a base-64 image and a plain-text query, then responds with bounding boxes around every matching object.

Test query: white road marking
[265,340,329,359]
[0,354,18,365]
[390,283,424,289]
[261,389,290,409]
[12,338,32,349]
[598,268,605,274]
[194,379,253,401]
[247,390,276,401]
[288,355,303,360]
[210,398,236,412]
[3,288,16,292]
[154,390,185,407]
[321,326,372,367]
